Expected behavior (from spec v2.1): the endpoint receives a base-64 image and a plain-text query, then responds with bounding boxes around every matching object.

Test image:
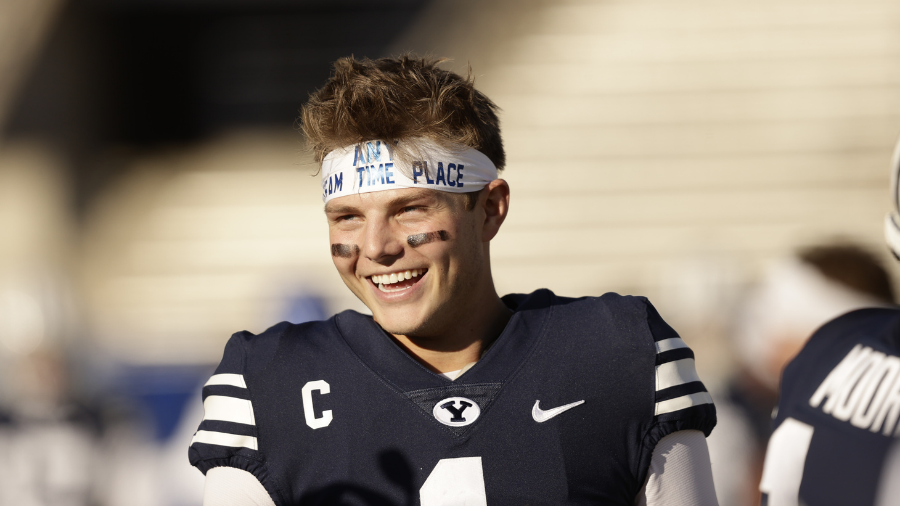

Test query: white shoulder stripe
[655,337,688,354]
[191,430,258,450]
[655,391,714,416]
[205,374,247,388]
[203,395,256,425]
[656,358,701,391]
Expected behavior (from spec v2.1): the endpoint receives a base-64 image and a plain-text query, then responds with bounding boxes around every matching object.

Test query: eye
[401,206,423,214]
[331,214,359,223]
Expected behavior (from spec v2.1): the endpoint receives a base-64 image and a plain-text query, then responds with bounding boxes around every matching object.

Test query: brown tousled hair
[300,54,505,172]
[799,244,895,304]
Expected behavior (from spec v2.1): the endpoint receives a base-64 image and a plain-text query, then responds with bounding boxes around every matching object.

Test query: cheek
[453,214,484,251]
[406,230,451,247]
[332,253,361,280]
[328,234,360,276]
[330,243,360,259]
[330,256,353,279]
[433,230,481,272]
[329,225,363,256]
[451,222,487,275]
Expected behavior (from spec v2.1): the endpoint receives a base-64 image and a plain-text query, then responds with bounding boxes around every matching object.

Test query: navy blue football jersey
[761,307,900,506]
[189,290,716,505]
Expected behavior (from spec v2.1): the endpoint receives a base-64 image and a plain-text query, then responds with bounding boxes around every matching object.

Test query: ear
[481,179,510,242]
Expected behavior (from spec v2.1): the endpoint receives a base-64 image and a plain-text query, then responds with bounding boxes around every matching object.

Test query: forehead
[324,187,458,213]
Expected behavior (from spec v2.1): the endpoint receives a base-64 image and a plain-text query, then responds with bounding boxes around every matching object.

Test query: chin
[373,310,432,337]
[376,318,421,336]
[368,293,454,337]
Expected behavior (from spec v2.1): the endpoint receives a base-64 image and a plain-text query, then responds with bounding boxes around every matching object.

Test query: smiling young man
[189,55,719,505]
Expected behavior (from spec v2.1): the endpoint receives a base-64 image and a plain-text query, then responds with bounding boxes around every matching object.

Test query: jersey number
[759,417,814,506]
[420,457,487,506]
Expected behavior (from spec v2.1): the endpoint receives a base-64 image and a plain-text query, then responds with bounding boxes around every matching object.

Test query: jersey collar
[333,289,555,392]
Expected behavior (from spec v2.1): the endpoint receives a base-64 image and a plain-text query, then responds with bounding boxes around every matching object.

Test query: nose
[362,219,404,264]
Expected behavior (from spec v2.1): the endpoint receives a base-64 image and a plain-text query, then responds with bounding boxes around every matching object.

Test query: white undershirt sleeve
[875,441,900,506]
[636,430,719,506]
[204,467,276,506]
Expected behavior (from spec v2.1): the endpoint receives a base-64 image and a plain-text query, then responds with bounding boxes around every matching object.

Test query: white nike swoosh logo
[532,399,585,423]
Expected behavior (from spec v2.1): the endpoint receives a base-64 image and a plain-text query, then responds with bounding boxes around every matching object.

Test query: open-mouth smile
[369,269,427,293]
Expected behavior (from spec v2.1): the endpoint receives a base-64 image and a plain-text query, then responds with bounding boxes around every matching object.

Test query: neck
[390,294,512,375]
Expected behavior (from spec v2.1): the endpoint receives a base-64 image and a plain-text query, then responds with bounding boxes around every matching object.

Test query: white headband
[321,140,498,203]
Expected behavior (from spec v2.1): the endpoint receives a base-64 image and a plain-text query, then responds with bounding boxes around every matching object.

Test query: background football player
[189,55,720,505]
[758,138,900,506]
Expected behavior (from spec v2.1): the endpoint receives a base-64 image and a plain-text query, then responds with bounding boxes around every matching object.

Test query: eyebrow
[324,203,358,215]
[384,189,439,208]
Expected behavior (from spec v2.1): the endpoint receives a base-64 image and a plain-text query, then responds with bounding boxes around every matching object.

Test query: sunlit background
[1,0,899,504]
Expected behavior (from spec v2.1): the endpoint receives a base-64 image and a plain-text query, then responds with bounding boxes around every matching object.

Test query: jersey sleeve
[188,331,278,500]
[637,299,717,485]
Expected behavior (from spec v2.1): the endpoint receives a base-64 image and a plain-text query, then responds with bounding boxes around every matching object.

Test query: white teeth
[372,269,426,287]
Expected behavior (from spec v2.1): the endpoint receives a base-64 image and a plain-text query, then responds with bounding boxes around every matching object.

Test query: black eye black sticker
[407,230,450,247]
[331,244,360,258]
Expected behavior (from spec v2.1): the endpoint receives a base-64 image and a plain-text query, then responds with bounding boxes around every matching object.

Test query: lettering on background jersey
[302,380,333,429]
[809,344,900,435]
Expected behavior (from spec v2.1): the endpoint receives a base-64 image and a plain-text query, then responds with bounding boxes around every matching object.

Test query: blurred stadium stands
[0,0,899,504]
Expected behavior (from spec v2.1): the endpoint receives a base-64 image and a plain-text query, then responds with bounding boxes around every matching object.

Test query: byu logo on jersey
[432,396,481,427]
